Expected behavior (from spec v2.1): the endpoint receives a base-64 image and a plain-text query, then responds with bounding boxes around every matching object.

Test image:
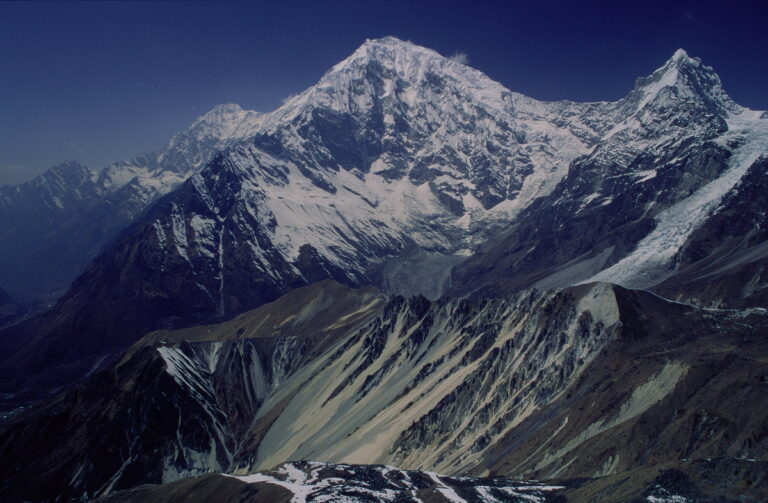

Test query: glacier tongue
[588,108,768,288]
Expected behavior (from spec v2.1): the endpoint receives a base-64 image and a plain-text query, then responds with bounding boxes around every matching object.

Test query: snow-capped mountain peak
[0,160,98,214]
[202,102,247,116]
[670,47,690,61]
[39,160,93,186]
[52,41,764,326]
[256,36,600,226]
[300,35,512,115]
[631,48,737,115]
[180,103,262,142]
[157,103,263,173]
[331,36,455,74]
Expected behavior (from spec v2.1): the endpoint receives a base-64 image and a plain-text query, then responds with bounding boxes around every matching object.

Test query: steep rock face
[0,282,649,501]
[479,290,768,481]
[241,283,621,476]
[0,105,262,302]
[0,282,386,502]
[451,52,767,305]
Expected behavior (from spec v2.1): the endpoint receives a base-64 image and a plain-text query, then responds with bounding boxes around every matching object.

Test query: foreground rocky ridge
[1,281,765,502]
[96,459,768,503]
[99,461,566,503]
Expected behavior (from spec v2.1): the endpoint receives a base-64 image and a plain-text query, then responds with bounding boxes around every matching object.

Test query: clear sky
[1,0,766,185]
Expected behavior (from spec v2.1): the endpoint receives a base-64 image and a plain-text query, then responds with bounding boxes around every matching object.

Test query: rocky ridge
[1,281,765,502]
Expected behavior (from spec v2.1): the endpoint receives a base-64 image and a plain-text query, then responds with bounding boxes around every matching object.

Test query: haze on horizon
[1,0,766,185]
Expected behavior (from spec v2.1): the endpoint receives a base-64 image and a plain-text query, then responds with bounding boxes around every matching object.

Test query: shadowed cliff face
[1,281,765,503]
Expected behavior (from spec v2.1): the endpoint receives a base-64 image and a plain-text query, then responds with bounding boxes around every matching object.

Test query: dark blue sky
[1,0,766,185]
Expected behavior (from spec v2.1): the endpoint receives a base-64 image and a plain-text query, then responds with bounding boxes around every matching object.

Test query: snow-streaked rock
[223,461,564,503]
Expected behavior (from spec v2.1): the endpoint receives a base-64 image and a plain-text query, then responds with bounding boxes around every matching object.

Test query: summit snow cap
[632,48,737,114]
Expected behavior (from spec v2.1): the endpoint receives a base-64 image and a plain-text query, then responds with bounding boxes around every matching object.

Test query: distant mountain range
[0,37,766,503]
[0,103,261,304]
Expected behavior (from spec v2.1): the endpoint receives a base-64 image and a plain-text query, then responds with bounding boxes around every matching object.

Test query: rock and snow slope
[588,108,768,289]
[0,36,612,390]
[119,35,616,305]
[1,38,766,503]
[0,36,605,304]
[224,461,563,503]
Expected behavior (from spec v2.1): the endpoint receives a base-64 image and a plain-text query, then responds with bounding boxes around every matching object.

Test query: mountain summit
[156,103,263,175]
[630,47,737,115]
